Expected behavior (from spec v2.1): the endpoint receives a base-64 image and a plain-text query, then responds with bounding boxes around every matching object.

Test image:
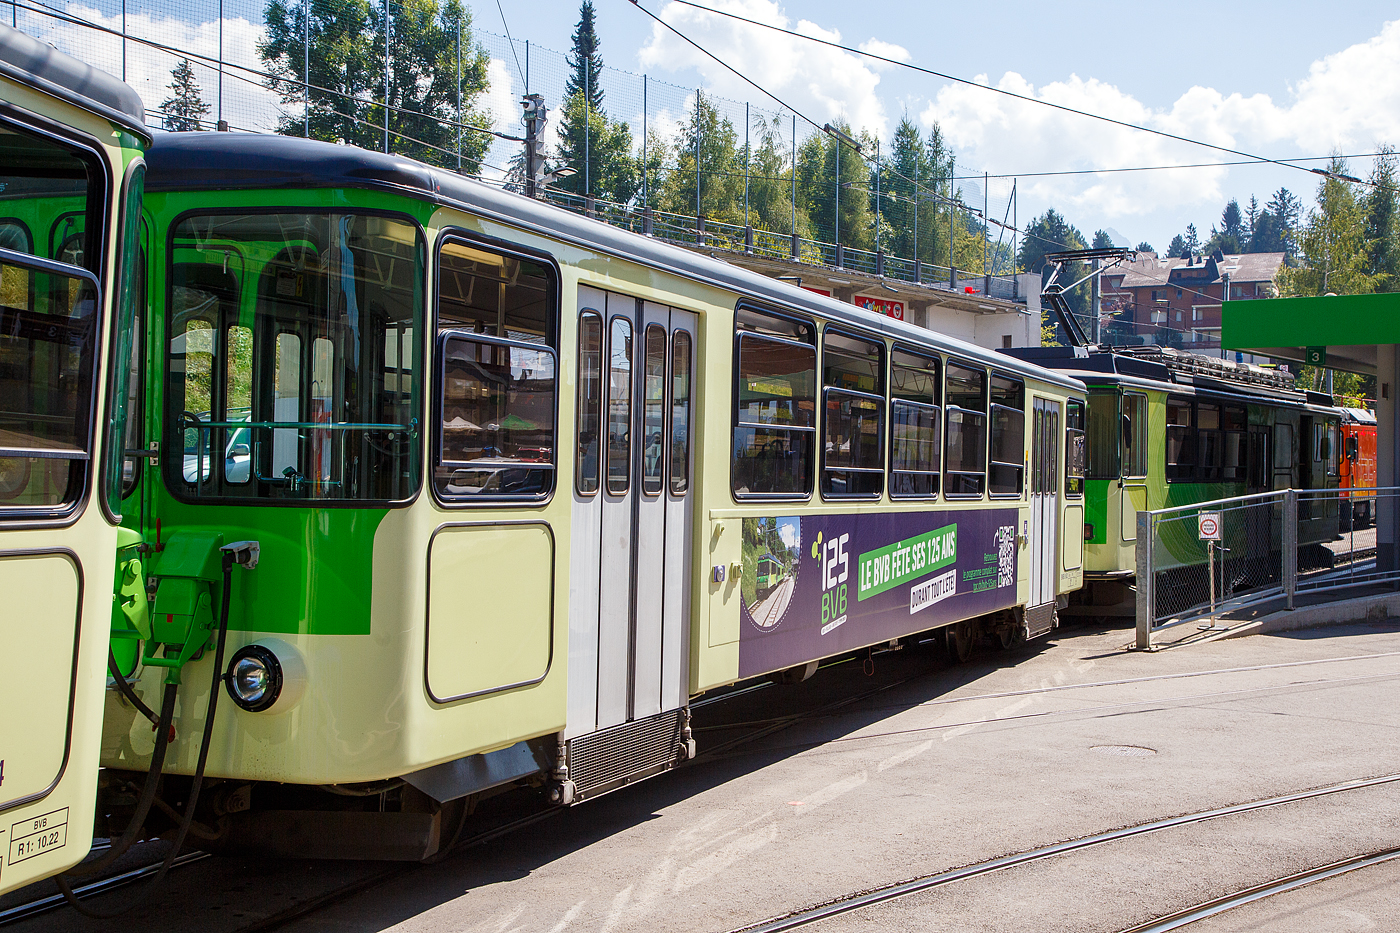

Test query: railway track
[12,641,1399,931]
[724,772,1400,933]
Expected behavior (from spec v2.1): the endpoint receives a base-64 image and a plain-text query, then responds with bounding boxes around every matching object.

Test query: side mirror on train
[1347,437,1358,461]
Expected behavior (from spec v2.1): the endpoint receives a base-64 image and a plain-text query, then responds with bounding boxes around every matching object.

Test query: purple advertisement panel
[739,509,1020,679]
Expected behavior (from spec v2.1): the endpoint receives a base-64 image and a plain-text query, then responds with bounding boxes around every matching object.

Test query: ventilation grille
[567,710,685,801]
[1025,602,1056,639]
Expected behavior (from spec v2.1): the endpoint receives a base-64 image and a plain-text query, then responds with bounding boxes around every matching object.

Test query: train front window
[1085,392,1118,479]
[164,212,424,503]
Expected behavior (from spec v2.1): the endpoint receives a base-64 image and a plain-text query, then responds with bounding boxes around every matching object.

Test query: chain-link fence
[6,0,1025,296]
[1136,487,1400,649]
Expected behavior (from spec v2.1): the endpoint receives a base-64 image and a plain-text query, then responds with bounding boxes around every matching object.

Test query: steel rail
[723,772,1400,933]
[1117,846,1400,932]
[0,851,209,925]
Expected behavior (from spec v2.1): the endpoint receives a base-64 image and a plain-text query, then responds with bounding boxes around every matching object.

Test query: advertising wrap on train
[739,510,1020,677]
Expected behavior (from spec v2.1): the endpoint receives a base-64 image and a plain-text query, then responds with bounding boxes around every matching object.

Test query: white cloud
[21,3,278,131]
[778,520,799,548]
[637,0,895,139]
[919,19,1400,225]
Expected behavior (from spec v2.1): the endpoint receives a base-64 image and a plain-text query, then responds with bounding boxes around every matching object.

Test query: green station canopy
[1222,293,1400,375]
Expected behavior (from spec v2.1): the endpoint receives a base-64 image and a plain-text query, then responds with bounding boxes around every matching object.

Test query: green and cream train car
[0,25,148,892]
[1005,345,1340,617]
[101,131,1087,860]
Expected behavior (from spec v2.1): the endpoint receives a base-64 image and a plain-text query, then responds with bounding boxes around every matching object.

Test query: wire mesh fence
[1136,487,1400,649]
[6,0,1026,296]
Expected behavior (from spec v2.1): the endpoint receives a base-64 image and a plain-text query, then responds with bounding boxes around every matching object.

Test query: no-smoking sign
[1198,511,1222,541]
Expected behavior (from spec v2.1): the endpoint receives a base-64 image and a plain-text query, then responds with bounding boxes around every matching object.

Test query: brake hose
[57,552,235,917]
[108,649,160,727]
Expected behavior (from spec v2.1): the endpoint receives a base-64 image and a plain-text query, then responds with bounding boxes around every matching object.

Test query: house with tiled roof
[1100,249,1284,348]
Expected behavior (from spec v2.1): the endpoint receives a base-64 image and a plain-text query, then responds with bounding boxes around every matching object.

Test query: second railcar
[98,131,1088,861]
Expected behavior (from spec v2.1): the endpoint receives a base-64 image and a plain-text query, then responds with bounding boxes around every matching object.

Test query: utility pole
[522,94,547,198]
[1090,257,1101,343]
[382,0,389,152]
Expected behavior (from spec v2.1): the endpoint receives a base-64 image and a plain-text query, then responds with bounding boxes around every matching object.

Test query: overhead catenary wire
[661,0,1390,191]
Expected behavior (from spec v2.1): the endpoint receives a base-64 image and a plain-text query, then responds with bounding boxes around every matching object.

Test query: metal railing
[535,191,1022,299]
[1135,486,1400,649]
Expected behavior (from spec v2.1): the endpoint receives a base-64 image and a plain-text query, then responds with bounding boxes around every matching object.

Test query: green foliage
[1280,156,1375,297]
[794,121,875,250]
[1136,241,1154,253]
[552,1,638,202]
[1019,208,1088,344]
[1091,229,1114,249]
[1205,199,1245,254]
[259,0,492,170]
[879,116,947,268]
[1363,145,1400,291]
[161,59,210,132]
[1296,366,1374,407]
[658,92,745,222]
[1167,234,1187,258]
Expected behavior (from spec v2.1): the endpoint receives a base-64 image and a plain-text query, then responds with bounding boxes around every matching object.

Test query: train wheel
[996,625,1016,650]
[946,622,974,664]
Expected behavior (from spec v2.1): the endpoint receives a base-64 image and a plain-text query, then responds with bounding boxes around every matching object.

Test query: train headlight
[226,645,282,711]
[224,639,306,713]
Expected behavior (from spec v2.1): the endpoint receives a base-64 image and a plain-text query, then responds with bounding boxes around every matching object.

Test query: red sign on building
[855,295,905,321]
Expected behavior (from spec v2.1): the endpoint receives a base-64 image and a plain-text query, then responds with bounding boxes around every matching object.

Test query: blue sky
[476,0,1400,252]
[27,0,1400,254]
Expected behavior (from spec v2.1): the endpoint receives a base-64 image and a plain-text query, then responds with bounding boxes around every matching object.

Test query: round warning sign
[1198,512,1222,541]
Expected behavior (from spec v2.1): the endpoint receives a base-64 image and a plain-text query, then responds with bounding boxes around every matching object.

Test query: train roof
[0,25,148,143]
[143,131,1086,394]
[1340,407,1376,424]
[1002,344,1329,408]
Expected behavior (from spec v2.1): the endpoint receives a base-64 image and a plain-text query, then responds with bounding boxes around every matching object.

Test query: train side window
[670,331,692,494]
[1222,406,1246,483]
[1197,402,1221,482]
[437,238,554,345]
[1165,396,1195,482]
[1086,392,1118,479]
[436,335,556,501]
[889,347,940,499]
[944,361,987,498]
[642,324,667,495]
[0,220,32,254]
[575,311,602,494]
[732,308,816,498]
[821,329,884,499]
[989,374,1025,497]
[1121,392,1148,477]
[607,317,632,494]
[1328,424,1342,476]
[1065,398,1085,497]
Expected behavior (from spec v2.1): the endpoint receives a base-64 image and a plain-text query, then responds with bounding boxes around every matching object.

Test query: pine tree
[1167,234,1187,258]
[659,92,743,223]
[1281,156,1374,297]
[161,59,210,132]
[1017,208,1089,342]
[794,121,874,251]
[552,0,635,202]
[1183,223,1200,255]
[1136,241,1154,253]
[1206,199,1245,254]
[1092,229,1114,249]
[1265,187,1303,261]
[259,0,492,170]
[1363,146,1399,291]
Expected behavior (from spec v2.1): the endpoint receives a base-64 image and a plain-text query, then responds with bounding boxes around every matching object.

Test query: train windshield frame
[162,209,425,505]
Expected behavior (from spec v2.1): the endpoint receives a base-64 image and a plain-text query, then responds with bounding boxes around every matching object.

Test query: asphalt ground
[15,616,1400,933]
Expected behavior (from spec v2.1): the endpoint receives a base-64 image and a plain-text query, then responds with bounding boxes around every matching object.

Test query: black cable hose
[58,681,177,880]
[107,648,160,727]
[56,554,236,918]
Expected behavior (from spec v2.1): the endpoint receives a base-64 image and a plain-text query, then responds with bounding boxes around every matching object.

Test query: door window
[670,331,692,494]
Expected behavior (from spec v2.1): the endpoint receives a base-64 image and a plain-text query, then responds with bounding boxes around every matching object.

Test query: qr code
[997,525,1016,588]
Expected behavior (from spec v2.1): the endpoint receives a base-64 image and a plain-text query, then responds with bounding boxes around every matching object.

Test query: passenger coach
[1005,345,1341,618]
[0,25,148,892]
[102,132,1087,860]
